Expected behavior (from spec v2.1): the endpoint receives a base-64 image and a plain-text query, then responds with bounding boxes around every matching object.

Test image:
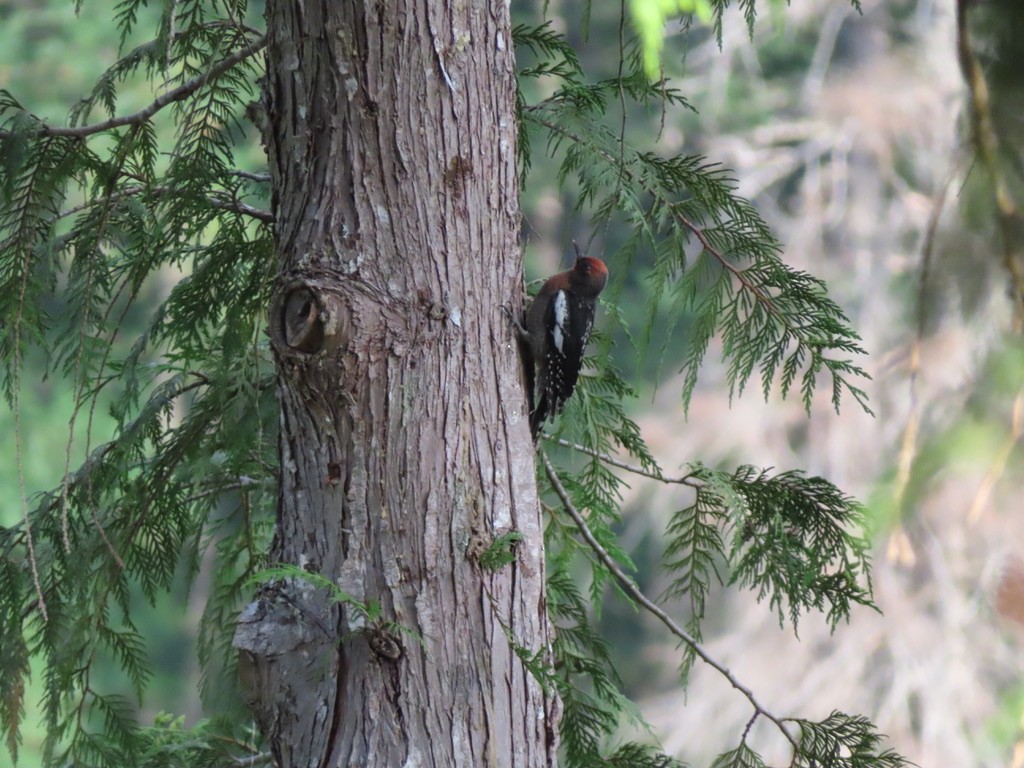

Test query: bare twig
[185,476,270,504]
[585,0,629,256]
[801,4,852,106]
[969,389,1024,521]
[548,436,701,488]
[0,37,267,141]
[228,169,272,183]
[741,709,760,744]
[892,171,954,517]
[231,752,275,767]
[540,450,800,752]
[211,195,274,223]
[14,311,48,623]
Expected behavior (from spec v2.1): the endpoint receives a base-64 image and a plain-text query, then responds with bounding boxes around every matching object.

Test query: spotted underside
[530,288,594,437]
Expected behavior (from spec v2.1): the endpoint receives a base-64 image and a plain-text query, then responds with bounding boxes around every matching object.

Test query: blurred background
[2,0,1022,765]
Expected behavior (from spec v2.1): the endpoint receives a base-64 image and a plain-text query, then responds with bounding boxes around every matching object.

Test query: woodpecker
[512,246,609,439]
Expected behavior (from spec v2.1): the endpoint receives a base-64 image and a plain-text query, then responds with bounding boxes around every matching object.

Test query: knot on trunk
[271,278,350,355]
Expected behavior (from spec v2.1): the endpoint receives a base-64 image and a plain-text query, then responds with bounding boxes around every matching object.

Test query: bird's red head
[570,254,609,297]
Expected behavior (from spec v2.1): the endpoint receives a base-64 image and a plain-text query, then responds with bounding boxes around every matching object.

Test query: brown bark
[232,1,557,766]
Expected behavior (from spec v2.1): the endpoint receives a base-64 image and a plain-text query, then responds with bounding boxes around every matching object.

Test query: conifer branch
[0,37,266,141]
[4,375,210,554]
[12,240,48,624]
[73,280,142,574]
[7,136,57,623]
[56,185,273,225]
[540,451,800,752]
[528,109,871,414]
[59,129,141,557]
[530,115,781,314]
[672,207,780,314]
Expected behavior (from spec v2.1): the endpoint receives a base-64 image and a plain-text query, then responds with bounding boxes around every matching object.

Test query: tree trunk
[233,1,557,766]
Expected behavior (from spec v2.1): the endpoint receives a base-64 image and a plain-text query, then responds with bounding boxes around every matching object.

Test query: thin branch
[57,184,272,226]
[800,4,851,107]
[1,375,210,563]
[585,0,628,256]
[672,205,780,314]
[209,194,274,223]
[548,436,701,487]
[956,0,1024,330]
[227,169,271,183]
[10,140,53,623]
[185,476,270,504]
[90,504,127,571]
[79,277,141,572]
[540,450,800,752]
[60,127,142,555]
[0,37,267,141]
[741,709,760,745]
[14,299,49,623]
[61,231,99,556]
[892,171,954,516]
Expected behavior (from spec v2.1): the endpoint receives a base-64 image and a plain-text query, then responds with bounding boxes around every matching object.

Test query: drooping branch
[6,374,210,551]
[540,450,800,752]
[527,115,782,316]
[0,37,267,141]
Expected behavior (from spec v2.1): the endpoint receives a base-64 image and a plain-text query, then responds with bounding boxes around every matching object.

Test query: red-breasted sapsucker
[512,249,609,439]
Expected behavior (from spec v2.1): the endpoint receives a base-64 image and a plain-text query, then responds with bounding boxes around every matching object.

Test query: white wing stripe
[552,291,568,353]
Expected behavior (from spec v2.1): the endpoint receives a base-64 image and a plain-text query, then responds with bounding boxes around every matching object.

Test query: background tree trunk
[233,1,557,766]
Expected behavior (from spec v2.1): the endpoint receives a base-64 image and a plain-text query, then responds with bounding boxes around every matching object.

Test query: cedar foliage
[0,0,907,766]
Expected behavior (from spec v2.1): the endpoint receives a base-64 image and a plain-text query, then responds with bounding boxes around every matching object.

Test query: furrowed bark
[233,1,556,766]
